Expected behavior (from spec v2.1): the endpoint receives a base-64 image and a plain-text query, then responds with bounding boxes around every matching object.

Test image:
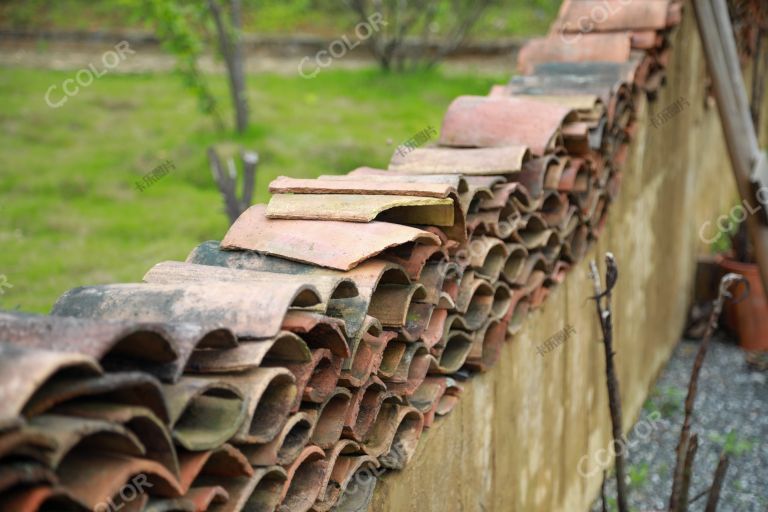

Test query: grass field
[1,0,560,39]
[0,65,506,312]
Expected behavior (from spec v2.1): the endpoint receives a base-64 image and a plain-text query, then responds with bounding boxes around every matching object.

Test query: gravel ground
[590,335,768,512]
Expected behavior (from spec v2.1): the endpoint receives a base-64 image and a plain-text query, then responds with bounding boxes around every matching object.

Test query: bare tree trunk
[208,146,258,224]
[208,0,249,133]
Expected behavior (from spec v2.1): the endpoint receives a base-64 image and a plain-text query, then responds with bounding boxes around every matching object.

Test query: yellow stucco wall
[369,6,759,511]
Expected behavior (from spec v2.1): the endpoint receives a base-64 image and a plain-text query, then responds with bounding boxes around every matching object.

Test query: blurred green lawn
[1,0,560,39]
[0,65,506,313]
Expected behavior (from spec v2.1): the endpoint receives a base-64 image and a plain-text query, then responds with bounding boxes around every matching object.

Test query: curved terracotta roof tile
[144,261,359,308]
[23,372,168,425]
[0,0,688,503]
[241,411,315,467]
[554,0,674,33]
[518,33,633,75]
[225,465,287,512]
[0,462,58,495]
[0,485,87,512]
[440,95,577,155]
[214,367,297,445]
[0,425,57,466]
[367,404,423,469]
[52,402,179,479]
[501,243,529,284]
[383,344,432,397]
[0,312,186,383]
[454,271,494,331]
[162,377,246,451]
[504,290,532,336]
[304,387,352,449]
[339,332,390,388]
[312,453,379,512]
[24,414,145,470]
[428,330,473,374]
[375,342,407,381]
[281,312,350,359]
[295,348,341,404]
[0,344,101,430]
[176,443,252,493]
[541,190,571,228]
[185,331,311,376]
[179,486,229,511]
[331,465,378,512]
[221,205,440,271]
[279,446,327,512]
[342,376,389,443]
[52,282,320,341]
[57,453,182,510]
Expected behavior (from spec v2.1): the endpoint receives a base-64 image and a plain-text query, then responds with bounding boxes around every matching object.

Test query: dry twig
[589,253,628,512]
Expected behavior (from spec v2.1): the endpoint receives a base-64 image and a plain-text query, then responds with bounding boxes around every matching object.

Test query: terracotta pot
[718,257,768,352]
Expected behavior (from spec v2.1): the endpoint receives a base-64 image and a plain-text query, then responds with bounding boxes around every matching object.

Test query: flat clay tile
[221,204,440,271]
[269,176,456,198]
[389,146,531,176]
[266,193,455,227]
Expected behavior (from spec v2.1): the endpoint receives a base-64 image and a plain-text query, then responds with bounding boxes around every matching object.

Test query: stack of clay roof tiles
[0,2,682,510]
